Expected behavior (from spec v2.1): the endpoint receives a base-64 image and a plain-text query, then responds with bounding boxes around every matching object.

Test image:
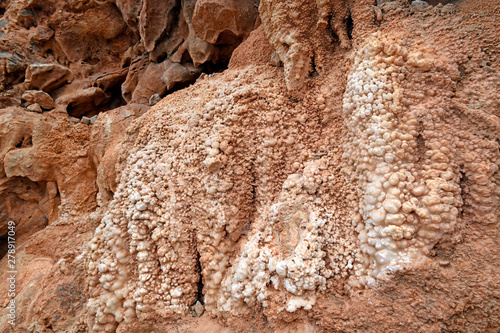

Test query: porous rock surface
[0,0,499,332]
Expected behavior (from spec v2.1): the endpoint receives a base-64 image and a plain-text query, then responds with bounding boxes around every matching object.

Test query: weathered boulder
[149,10,189,62]
[81,116,91,125]
[27,103,42,113]
[0,52,26,85]
[138,0,178,52]
[121,55,149,103]
[192,0,258,45]
[56,87,108,117]
[130,60,171,104]
[128,59,201,104]
[91,68,129,91]
[52,3,127,62]
[149,93,161,105]
[22,90,55,110]
[162,61,201,90]
[182,0,220,66]
[25,63,73,92]
[0,90,22,108]
[115,0,143,33]
[31,25,55,43]
[169,41,191,63]
[185,31,220,66]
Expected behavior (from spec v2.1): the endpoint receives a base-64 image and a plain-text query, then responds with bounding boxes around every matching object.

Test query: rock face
[52,2,128,62]
[192,0,259,45]
[0,108,97,258]
[56,87,108,118]
[0,0,258,113]
[162,61,202,90]
[22,90,55,110]
[138,0,178,53]
[25,63,73,92]
[1,0,500,332]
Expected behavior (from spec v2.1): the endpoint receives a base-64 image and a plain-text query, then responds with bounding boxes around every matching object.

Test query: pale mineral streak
[0,0,499,332]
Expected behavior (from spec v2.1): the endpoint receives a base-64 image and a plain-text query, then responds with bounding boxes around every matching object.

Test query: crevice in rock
[202,60,231,76]
[83,57,100,66]
[309,55,318,77]
[96,84,128,114]
[416,134,426,155]
[346,11,353,41]
[415,133,427,170]
[66,84,127,119]
[0,233,8,260]
[67,102,97,118]
[458,168,467,218]
[195,249,204,305]
[151,3,183,63]
[24,135,33,147]
[160,70,203,99]
[242,182,258,238]
[426,0,458,5]
[45,49,55,58]
[15,134,33,148]
[15,139,23,149]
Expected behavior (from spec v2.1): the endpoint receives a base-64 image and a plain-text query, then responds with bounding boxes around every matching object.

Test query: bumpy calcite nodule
[86,32,500,331]
[85,12,500,333]
[85,66,359,330]
[343,33,499,287]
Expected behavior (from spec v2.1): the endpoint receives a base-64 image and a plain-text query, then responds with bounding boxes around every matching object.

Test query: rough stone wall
[0,0,499,332]
[85,64,362,331]
[343,31,499,286]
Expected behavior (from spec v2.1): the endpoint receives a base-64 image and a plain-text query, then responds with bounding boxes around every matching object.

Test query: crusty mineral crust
[0,0,499,332]
[343,32,499,287]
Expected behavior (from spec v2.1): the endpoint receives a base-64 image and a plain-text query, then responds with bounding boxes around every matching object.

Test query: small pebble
[149,93,161,106]
[411,0,430,11]
[194,301,205,317]
[81,116,91,125]
[27,103,42,113]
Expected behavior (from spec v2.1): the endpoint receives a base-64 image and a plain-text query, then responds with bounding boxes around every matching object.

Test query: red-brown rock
[22,90,55,110]
[25,63,73,92]
[56,87,108,117]
[150,10,190,62]
[192,0,258,45]
[130,60,171,104]
[162,61,201,90]
[138,0,178,52]
[121,55,149,103]
[52,3,128,62]
[115,0,143,33]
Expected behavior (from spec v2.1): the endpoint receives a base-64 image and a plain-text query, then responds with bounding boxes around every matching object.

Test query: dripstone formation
[0,0,499,332]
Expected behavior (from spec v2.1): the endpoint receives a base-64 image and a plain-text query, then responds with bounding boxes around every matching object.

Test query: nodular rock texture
[0,0,499,332]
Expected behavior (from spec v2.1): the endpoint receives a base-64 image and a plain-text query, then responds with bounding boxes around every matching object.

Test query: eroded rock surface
[25,63,73,93]
[0,0,499,332]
